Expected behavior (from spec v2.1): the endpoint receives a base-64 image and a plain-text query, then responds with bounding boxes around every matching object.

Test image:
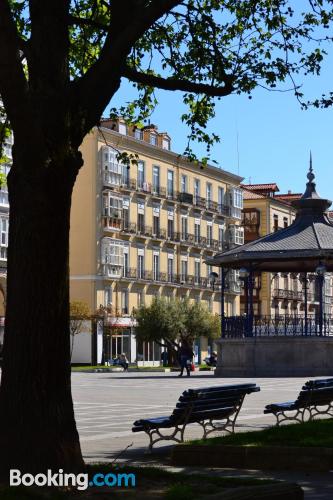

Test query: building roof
[274,193,303,204]
[243,189,266,200]
[209,167,333,272]
[241,183,279,192]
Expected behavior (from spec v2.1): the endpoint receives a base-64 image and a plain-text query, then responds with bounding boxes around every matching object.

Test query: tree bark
[0,150,84,476]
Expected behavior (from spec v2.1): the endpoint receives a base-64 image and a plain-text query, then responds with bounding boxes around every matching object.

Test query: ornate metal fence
[223,315,333,338]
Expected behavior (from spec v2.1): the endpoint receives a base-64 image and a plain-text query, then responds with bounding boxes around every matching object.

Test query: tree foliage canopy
[1,1,333,163]
[135,297,220,352]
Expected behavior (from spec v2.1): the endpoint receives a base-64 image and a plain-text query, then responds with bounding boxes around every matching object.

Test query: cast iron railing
[222,314,333,337]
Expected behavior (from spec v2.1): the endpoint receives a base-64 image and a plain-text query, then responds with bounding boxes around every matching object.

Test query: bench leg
[273,409,304,426]
[144,424,187,452]
[309,403,333,421]
[198,417,235,439]
[198,402,243,439]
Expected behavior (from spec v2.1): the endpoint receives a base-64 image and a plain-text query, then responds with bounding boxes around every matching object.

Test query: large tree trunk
[0,150,84,476]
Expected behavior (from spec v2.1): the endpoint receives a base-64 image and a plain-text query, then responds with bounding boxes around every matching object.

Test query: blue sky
[108,52,333,202]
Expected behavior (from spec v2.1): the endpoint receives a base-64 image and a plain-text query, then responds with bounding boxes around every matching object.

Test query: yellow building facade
[69,120,244,363]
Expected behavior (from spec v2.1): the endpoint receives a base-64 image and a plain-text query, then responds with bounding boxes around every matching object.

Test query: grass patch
[188,418,333,448]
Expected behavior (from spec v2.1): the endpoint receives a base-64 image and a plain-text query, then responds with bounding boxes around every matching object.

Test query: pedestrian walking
[178,341,194,377]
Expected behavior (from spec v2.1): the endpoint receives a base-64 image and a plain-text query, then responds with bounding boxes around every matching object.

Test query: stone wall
[215,336,333,377]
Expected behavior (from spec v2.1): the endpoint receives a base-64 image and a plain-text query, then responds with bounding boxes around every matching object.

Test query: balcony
[136,181,152,195]
[151,228,167,240]
[121,222,137,234]
[151,186,167,199]
[120,177,136,191]
[217,204,231,217]
[193,196,206,209]
[273,289,304,301]
[136,225,152,238]
[178,192,193,205]
[205,200,218,213]
[174,232,195,246]
[102,216,122,231]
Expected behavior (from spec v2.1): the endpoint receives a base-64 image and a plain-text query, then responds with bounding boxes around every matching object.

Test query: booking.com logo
[10,469,136,491]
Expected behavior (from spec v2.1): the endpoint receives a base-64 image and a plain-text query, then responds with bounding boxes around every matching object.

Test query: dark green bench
[132,383,260,450]
[264,378,333,425]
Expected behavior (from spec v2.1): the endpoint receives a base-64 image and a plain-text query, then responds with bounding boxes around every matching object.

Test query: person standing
[178,341,194,377]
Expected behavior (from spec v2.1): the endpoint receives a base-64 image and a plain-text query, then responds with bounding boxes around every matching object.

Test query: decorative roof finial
[308,151,315,183]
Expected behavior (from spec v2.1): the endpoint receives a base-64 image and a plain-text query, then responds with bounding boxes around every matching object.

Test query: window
[181,217,188,240]
[273,214,279,232]
[207,264,212,278]
[194,260,201,284]
[0,217,8,260]
[103,194,122,228]
[123,207,129,230]
[153,215,160,236]
[137,213,145,232]
[150,133,157,146]
[118,122,127,135]
[194,179,200,202]
[233,188,243,209]
[134,128,143,140]
[167,256,174,282]
[152,166,160,193]
[137,290,144,307]
[234,227,244,245]
[283,217,288,228]
[162,138,170,150]
[137,252,144,279]
[194,221,201,243]
[102,239,124,277]
[167,170,174,197]
[104,286,112,307]
[167,219,174,239]
[218,187,225,208]
[153,253,160,281]
[181,174,187,193]
[102,147,123,186]
[206,183,212,201]
[218,226,224,246]
[121,290,129,314]
[207,224,213,245]
[137,161,145,188]
[181,260,188,282]
[123,248,129,277]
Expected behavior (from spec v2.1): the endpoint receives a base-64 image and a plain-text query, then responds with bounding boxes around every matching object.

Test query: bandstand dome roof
[209,164,333,272]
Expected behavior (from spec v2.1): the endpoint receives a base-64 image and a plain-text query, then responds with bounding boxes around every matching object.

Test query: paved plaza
[72,371,333,499]
[73,371,323,459]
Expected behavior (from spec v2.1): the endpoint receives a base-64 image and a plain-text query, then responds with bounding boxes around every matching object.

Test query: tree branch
[68,14,108,31]
[122,66,234,96]
[70,0,183,145]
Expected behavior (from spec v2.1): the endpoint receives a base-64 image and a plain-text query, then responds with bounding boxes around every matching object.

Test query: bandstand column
[221,268,226,338]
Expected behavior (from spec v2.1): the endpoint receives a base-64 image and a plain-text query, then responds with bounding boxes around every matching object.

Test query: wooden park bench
[132,383,260,451]
[264,378,333,425]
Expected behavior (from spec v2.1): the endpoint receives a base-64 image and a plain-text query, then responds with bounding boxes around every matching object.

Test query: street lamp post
[210,270,223,337]
[239,268,254,337]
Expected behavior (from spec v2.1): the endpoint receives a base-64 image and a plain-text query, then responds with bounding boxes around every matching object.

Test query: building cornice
[98,127,244,186]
